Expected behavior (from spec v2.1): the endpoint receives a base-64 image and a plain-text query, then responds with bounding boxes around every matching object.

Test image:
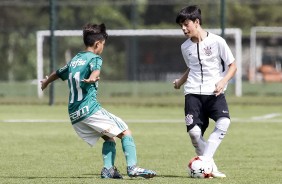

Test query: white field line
[1,119,184,123]
[1,113,282,123]
[2,119,68,123]
[251,113,281,120]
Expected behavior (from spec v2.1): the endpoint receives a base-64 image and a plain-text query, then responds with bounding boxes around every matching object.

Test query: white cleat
[211,171,226,178]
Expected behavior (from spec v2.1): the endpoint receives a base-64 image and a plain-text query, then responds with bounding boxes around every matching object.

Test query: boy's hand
[41,76,49,91]
[173,79,181,89]
[82,76,100,83]
[214,80,226,96]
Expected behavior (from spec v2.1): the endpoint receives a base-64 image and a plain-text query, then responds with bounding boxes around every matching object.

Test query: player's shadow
[1,173,187,180]
[0,174,100,180]
[156,174,188,178]
[83,173,188,179]
[0,176,98,179]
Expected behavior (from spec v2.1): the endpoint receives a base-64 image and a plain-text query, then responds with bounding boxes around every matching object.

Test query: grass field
[1,81,282,105]
[0,102,282,184]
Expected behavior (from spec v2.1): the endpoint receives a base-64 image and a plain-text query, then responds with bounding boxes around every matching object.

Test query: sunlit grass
[0,104,281,184]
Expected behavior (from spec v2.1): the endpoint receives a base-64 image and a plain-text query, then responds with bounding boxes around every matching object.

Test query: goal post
[37,28,242,98]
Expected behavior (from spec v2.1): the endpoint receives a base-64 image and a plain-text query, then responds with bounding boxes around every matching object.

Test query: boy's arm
[214,62,237,96]
[173,68,190,89]
[41,71,59,91]
[82,70,100,83]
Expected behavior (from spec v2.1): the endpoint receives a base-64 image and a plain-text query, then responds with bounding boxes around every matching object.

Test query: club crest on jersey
[185,114,194,126]
[204,46,212,56]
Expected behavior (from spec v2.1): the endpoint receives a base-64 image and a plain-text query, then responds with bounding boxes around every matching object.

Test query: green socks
[121,135,137,167]
[102,141,116,169]
[102,136,137,168]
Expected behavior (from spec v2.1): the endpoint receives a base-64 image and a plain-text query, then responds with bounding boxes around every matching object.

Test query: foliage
[0,1,282,81]
[227,2,282,32]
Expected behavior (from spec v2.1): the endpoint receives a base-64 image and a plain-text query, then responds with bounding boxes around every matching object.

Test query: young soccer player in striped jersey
[173,5,237,178]
[41,23,156,179]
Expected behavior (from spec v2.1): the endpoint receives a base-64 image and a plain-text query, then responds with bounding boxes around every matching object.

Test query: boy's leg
[120,133,156,178]
[75,109,128,179]
[188,125,206,155]
[203,117,230,159]
[121,135,137,166]
[203,117,230,178]
[80,108,156,179]
[102,140,116,169]
[185,94,208,155]
[101,139,123,179]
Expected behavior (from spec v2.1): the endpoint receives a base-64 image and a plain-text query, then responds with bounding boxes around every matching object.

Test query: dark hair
[83,23,108,47]
[175,5,202,25]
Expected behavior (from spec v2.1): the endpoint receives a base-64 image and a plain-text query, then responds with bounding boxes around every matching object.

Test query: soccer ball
[187,156,212,178]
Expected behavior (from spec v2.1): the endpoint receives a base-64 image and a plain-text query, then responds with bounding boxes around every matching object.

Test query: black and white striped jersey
[181,32,235,95]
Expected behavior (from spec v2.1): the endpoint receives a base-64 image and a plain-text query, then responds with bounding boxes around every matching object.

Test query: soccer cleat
[210,158,226,178]
[211,171,226,178]
[127,165,157,178]
[101,166,123,179]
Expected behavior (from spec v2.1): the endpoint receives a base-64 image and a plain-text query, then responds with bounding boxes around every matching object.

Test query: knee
[216,117,230,132]
[117,129,132,139]
[188,125,202,140]
[102,135,115,142]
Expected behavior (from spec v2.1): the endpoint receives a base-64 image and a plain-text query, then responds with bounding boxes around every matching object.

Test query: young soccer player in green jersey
[41,23,156,179]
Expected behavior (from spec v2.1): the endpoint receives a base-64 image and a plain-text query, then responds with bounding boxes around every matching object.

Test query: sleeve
[89,57,103,72]
[218,37,235,66]
[181,44,190,68]
[56,64,69,81]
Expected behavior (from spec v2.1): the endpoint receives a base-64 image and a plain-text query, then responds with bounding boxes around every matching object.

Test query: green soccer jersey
[56,51,102,124]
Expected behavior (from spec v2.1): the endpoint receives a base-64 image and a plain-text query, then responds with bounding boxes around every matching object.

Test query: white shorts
[72,108,128,146]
